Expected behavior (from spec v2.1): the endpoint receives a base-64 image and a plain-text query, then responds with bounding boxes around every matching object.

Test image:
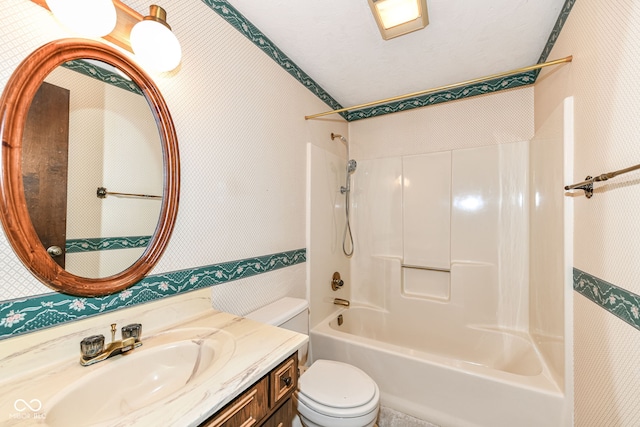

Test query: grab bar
[97,187,161,200]
[564,162,640,198]
[401,264,450,273]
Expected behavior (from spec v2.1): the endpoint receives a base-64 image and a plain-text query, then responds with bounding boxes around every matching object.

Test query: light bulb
[130,19,182,72]
[46,0,117,38]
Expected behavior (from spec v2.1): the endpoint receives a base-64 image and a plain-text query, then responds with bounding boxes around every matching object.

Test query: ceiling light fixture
[130,5,182,72]
[368,0,429,40]
[45,0,117,38]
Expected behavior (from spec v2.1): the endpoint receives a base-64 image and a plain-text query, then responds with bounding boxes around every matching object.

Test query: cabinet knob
[281,376,292,388]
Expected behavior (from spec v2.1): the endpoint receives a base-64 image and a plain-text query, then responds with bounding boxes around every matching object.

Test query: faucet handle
[331,272,345,291]
[80,335,105,359]
[121,323,143,341]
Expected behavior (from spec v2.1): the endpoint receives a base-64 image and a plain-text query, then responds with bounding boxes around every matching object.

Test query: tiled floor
[378,406,439,427]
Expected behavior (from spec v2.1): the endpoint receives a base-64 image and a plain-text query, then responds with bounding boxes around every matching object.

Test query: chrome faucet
[80,323,143,366]
[333,298,350,307]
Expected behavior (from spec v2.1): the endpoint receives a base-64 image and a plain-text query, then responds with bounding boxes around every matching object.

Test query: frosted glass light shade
[375,0,420,29]
[46,0,117,38]
[368,0,428,40]
[130,20,182,72]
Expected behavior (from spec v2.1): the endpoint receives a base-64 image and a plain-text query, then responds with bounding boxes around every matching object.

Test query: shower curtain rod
[564,163,640,198]
[304,56,573,120]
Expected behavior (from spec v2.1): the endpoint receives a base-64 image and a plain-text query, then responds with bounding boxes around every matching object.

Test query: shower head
[347,159,357,174]
[331,132,347,143]
[331,132,351,160]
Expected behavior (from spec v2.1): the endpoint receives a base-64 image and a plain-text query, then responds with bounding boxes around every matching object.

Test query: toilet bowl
[245,298,380,427]
[295,359,379,427]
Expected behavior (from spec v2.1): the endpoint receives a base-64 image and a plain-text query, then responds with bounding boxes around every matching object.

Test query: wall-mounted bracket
[566,175,594,198]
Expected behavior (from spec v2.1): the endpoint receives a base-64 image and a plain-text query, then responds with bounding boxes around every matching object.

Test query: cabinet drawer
[202,377,269,427]
[270,353,298,408]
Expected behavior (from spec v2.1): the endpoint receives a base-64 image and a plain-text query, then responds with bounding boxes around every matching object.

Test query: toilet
[246,297,380,427]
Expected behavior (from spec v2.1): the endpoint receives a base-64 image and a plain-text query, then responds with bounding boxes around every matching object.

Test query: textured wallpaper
[536,0,640,424]
[0,1,336,312]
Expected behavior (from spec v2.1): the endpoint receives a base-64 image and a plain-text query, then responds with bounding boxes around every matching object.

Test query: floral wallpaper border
[346,71,537,121]
[66,236,152,253]
[0,248,306,340]
[61,59,143,95]
[348,0,576,121]
[201,0,576,121]
[574,268,640,332]
[537,0,576,64]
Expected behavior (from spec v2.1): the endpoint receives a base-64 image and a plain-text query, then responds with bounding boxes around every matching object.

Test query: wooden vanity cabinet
[201,352,298,427]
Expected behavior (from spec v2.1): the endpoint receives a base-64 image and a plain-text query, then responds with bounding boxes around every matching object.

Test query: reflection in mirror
[0,39,179,296]
[22,60,163,279]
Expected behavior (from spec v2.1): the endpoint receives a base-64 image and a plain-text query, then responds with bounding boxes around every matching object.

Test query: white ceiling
[225,0,566,108]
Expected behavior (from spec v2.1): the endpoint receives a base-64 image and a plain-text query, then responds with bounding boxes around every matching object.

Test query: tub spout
[333,298,350,307]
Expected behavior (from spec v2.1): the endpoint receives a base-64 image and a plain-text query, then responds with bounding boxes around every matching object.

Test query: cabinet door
[201,377,269,427]
[262,398,294,427]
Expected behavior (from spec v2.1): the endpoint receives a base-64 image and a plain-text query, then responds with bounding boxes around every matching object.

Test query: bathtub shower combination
[311,289,564,427]
[309,138,570,427]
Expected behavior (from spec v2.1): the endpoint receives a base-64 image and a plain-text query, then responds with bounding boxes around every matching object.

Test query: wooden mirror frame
[0,39,180,297]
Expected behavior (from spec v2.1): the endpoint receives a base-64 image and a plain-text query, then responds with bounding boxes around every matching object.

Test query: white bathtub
[310,307,566,427]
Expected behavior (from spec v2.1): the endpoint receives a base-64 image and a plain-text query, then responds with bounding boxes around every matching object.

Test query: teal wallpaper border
[201,0,576,121]
[574,268,640,332]
[61,59,143,95]
[66,236,152,253]
[0,248,306,340]
[537,0,576,64]
[346,71,537,121]
[200,0,345,117]
[348,0,576,121]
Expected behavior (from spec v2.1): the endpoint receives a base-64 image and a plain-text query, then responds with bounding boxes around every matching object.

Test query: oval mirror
[0,39,180,297]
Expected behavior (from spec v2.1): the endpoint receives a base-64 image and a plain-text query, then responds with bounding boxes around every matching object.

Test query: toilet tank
[246,298,309,365]
[245,297,309,335]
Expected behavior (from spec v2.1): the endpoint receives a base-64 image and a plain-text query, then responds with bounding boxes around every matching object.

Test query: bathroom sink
[44,327,236,427]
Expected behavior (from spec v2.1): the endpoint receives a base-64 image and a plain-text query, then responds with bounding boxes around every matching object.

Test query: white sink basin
[44,327,235,427]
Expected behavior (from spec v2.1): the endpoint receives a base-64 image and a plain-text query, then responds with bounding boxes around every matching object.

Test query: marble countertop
[0,289,308,426]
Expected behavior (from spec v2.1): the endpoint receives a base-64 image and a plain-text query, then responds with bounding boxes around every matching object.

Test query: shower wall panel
[350,140,530,332]
[402,152,451,270]
[349,88,534,331]
[350,157,402,309]
[307,143,351,328]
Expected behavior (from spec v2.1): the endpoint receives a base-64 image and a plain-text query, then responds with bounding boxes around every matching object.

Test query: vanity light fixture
[130,5,182,72]
[368,0,429,40]
[45,0,117,38]
[32,0,182,72]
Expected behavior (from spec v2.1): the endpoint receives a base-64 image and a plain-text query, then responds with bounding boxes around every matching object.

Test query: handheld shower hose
[331,133,356,257]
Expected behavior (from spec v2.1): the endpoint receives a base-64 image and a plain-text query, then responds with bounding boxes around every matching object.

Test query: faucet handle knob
[80,335,105,359]
[331,272,345,291]
[122,323,143,341]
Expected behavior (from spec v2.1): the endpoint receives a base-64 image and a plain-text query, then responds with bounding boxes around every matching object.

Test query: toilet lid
[299,360,377,409]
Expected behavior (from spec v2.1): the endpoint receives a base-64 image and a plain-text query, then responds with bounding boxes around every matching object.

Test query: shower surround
[351,142,530,327]
[306,89,572,426]
[324,140,561,426]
